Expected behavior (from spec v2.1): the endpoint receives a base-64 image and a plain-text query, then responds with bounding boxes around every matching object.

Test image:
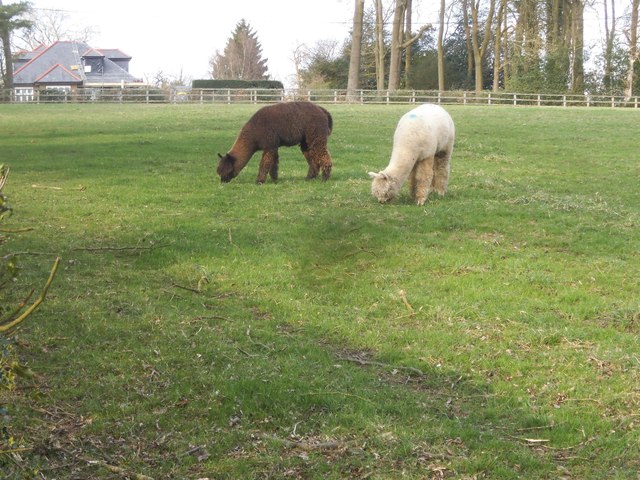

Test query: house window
[45,85,71,92]
[14,87,34,102]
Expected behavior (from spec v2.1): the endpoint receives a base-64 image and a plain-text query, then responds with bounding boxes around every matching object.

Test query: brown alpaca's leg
[432,150,451,196]
[319,150,332,181]
[302,150,319,179]
[306,145,332,181]
[257,150,278,183]
[412,157,434,206]
[269,153,279,182]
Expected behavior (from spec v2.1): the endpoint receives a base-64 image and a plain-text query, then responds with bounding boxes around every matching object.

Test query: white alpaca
[368,104,455,206]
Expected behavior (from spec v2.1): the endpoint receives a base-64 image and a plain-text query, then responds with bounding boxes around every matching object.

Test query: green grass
[1,103,639,479]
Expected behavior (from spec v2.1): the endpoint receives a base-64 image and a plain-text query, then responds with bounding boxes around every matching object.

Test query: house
[12,41,143,101]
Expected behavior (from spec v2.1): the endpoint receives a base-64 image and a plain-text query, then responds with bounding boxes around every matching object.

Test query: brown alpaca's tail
[320,106,333,134]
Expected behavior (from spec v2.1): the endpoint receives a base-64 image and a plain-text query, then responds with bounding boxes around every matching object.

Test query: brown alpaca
[217,101,333,183]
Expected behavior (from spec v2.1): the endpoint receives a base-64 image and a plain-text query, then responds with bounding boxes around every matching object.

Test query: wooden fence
[2,87,639,108]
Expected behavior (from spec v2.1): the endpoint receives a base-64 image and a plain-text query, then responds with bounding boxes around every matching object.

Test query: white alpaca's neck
[383,146,415,183]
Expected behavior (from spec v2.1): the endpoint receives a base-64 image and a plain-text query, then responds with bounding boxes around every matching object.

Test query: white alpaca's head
[368,171,399,203]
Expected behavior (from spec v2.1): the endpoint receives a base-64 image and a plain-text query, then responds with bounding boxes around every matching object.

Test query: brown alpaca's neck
[228,135,256,169]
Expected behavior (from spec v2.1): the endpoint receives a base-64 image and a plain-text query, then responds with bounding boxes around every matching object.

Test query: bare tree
[347,0,365,100]
[291,43,309,89]
[17,8,96,49]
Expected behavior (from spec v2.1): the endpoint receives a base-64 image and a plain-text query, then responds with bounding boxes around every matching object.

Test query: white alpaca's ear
[368,171,388,180]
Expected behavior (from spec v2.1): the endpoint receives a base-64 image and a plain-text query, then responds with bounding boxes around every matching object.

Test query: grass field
[1,103,639,479]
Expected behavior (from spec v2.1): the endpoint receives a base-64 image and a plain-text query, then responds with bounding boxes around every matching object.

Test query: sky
[26,0,359,87]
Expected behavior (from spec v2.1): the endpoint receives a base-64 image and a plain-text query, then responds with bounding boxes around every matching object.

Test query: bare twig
[74,245,165,253]
[171,283,201,294]
[83,456,153,480]
[31,184,86,191]
[0,227,34,233]
[0,257,60,333]
[398,289,415,313]
[257,433,345,451]
[338,354,425,377]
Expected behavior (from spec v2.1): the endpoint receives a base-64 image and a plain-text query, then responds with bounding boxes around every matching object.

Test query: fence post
[488,93,491,105]
[636,97,638,108]
[463,92,467,105]
[611,96,615,107]
[386,90,390,105]
[562,95,566,107]
[438,91,442,104]
[513,94,517,106]
[360,90,364,104]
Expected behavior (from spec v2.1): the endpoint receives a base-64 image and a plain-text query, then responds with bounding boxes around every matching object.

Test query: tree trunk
[404,0,413,89]
[603,0,616,91]
[571,0,584,93]
[625,0,640,99]
[375,0,386,90]
[388,0,406,91]
[462,0,474,83]
[0,0,14,88]
[347,0,365,101]
[469,0,496,92]
[437,0,446,91]
[492,0,507,91]
[502,2,511,88]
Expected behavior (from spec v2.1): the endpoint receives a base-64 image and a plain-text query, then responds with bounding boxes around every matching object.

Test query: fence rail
[2,87,639,108]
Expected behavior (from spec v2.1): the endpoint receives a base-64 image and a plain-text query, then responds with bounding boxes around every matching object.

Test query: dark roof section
[13,41,141,86]
[81,48,105,58]
[99,48,131,60]
[35,64,83,84]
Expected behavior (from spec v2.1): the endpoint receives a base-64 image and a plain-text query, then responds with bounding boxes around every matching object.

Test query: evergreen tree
[0,0,32,88]
[210,19,269,80]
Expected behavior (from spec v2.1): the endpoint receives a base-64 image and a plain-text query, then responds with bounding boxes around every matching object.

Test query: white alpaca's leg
[432,150,451,196]
[412,157,434,206]
[408,165,418,199]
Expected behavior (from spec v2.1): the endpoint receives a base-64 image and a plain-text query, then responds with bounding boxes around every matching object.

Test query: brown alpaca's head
[217,153,238,183]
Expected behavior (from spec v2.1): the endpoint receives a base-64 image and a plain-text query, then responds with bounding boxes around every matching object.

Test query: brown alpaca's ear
[218,153,224,159]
